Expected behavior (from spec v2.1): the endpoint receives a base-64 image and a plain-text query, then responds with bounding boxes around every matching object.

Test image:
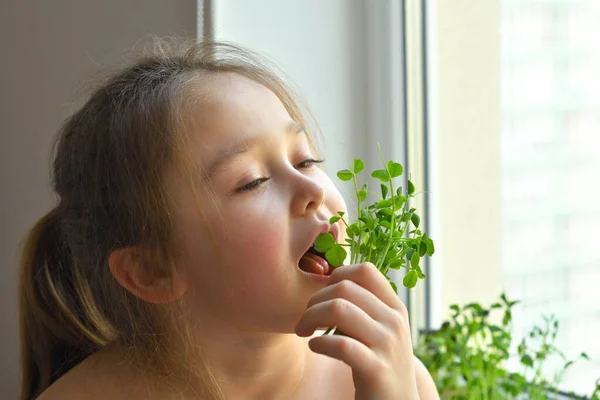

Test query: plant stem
[476,333,490,400]
[352,173,361,265]
[374,149,396,269]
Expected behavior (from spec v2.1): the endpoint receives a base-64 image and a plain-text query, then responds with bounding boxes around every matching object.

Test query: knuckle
[336,338,354,356]
[358,262,378,278]
[328,298,350,318]
[377,325,395,345]
[379,328,401,355]
[359,261,377,271]
[368,359,390,383]
[396,300,409,319]
[388,309,407,333]
[335,280,355,298]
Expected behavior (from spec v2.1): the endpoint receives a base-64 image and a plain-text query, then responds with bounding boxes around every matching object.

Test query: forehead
[184,72,293,149]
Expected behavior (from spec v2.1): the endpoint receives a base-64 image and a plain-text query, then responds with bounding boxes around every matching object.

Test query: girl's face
[170,73,347,334]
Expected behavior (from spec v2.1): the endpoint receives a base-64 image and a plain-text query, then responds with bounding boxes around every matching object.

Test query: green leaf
[366,217,377,230]
[371,169,390,182]
[353,158,365,174]
[380,220,391,230]
[387,161,403,178]
[502,310,512,326]
[411,213,420,228]
[380,184,388,199]
[520,354,534,368]
[357,189,367,202]
[347,224,360,238]
[488,325,503,333]
[393,196,406,211]
[387,258,405,270]
[408,179,416,195]
[406,247,414,261]
[325,245,347,267]
[378,208,393,217]
[414,264,426,279]
[411,252,420,268]
[377,199,392,209]
[329,216,341,224]
[403,270,418,288]
[314,232,336,253]
[396,187,403,197]
[419,240,427,257]
[425,237,435,256]
[389,281,398,294]
[464,303,483,314]
[337,169,354,181]
[337,211,345,217]
[383,250,397,264]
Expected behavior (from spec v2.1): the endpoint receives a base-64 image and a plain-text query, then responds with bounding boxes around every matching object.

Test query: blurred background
[1,0,598,398]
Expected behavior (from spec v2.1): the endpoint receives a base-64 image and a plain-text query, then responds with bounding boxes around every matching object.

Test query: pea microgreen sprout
[314,151,435,335]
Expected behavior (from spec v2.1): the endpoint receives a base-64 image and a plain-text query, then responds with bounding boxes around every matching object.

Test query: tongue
[299,252,330,275]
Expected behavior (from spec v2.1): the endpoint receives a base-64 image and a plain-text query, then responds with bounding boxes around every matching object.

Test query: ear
[108,247,188,304]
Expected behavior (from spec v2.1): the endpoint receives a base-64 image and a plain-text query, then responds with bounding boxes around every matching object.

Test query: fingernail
[295,325,310,337]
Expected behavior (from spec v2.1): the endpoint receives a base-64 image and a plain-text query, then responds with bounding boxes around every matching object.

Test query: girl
[19,39,439,400]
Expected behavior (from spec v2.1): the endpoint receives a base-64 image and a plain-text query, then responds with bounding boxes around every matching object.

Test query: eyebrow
[204,121,305,179]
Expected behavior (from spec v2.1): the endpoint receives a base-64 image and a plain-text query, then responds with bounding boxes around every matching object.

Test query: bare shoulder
[37,347,141,400]
[413,355,440,400]
[325,354,439,400]
[37,354,106,400]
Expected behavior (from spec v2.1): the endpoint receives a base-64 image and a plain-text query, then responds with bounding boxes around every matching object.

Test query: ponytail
[19,207,113,399]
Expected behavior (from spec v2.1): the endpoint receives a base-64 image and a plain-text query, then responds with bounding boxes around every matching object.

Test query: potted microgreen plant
[414,294,600,400]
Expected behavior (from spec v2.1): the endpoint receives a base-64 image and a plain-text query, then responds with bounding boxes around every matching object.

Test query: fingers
[306,279,392,325]
[295,298,386,346]
[307,334,382,381]
[296,262,410,342]
[296,262,417,398]
[329,262,408,318]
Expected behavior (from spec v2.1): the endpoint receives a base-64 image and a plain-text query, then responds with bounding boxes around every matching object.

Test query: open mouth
[298,224,340,276]
[299,246,331,276]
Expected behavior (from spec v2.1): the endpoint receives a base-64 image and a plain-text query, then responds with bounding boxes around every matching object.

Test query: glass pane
[501,0,600,392]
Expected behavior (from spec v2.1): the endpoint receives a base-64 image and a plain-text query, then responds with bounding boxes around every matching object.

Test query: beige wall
[0,1,196,398]
[429,0,504,324]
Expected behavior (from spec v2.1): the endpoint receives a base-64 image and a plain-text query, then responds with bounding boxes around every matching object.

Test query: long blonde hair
[19,38,320,400]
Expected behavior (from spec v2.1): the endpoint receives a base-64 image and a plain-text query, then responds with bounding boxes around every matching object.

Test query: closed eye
[234,159,324,194]
[235,178,269,193]
[295,158,324,169]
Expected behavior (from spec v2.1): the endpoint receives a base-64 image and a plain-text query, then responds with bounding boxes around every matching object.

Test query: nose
[290,173,325,217]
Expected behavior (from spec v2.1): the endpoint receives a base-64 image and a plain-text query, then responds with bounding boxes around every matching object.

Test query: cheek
[221,205,288,272]
[178,203,291,309]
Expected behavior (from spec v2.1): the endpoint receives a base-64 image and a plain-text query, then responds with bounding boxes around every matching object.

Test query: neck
[204,332,310,399]
[164,325,317,400]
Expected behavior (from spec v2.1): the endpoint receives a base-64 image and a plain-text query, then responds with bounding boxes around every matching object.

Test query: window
[501,0,600,392]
